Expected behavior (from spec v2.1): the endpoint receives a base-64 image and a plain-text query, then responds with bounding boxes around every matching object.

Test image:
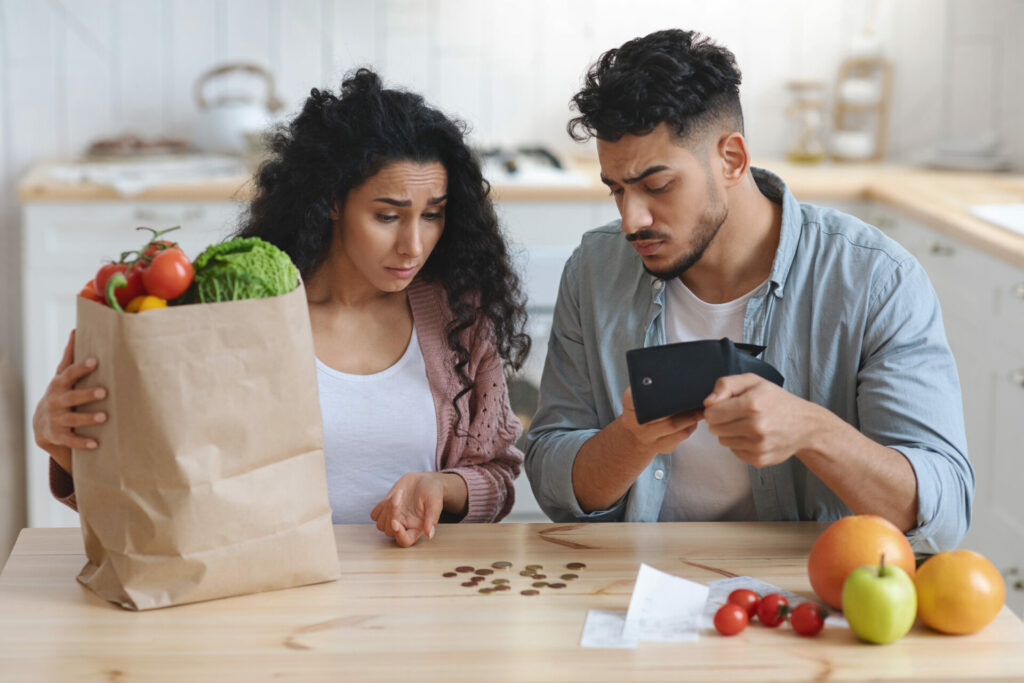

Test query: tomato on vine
[790,602,828,636]
[714,603,749,636]
[141,248,194,300]
[727,588,761,618]
[756,593,790,627]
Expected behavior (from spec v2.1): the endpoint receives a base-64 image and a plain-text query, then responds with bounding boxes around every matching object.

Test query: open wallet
[625,337,785,424]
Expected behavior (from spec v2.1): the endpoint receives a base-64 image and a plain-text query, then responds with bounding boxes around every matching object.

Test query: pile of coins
[441,560,588,596]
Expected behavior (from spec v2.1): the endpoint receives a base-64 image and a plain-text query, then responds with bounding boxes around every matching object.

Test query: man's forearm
[797,408,918,532]
[571,419,655,513]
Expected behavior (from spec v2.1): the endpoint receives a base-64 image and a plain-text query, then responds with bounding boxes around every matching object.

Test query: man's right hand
[32,330,108,475]
[571,387,702,513]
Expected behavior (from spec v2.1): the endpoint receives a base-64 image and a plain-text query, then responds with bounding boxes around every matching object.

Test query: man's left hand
[703,373,825,468]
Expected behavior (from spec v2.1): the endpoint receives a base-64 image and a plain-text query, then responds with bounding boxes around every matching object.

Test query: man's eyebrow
[372,194,448,207]
[600,165,670,187]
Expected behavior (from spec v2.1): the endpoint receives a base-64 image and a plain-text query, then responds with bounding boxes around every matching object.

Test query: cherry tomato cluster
[80,227,195,313]
[713,589,828,637]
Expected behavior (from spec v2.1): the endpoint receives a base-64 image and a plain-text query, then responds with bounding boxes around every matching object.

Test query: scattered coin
[494,585,511,591]
[566,562,586,570]
[442,572,458,578]
[519,570,535,577]
[491,561,512,569]
[532,581,549,588]
[560,574,579,581]
[470,576,486,583]
[492,578,510,585]
[521,589,540,596]
[461,581,476,587]
[455,566,475,573]
[549,582,567,589]
[479,587,495,594]
[532,574,547,580]
[474,568,494,576]
[525,564,543,571]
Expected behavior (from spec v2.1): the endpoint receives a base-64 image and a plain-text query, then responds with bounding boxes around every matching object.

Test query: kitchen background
[1,0,1023,561]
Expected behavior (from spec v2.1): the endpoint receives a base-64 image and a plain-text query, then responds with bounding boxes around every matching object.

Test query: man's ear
[717,132,749,188]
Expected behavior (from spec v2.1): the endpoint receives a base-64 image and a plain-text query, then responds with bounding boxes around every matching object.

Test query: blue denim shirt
[524,168,973,552]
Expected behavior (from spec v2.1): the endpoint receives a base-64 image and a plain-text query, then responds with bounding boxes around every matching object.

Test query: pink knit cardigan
[50,276,523,522]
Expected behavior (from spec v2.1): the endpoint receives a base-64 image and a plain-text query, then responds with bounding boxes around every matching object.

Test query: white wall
[0,0,1021,549]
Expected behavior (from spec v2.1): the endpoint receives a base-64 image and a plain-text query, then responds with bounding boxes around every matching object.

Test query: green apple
[841,555,917,644]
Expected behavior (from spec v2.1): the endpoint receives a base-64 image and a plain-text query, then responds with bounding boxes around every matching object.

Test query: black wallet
[625,337,785,423]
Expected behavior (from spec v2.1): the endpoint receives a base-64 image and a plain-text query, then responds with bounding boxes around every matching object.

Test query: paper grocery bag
[71,284,340,610]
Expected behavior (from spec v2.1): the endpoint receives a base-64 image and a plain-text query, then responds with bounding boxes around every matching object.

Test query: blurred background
[1,0,1022,564]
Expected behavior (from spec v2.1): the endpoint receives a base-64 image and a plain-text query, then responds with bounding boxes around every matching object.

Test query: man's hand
[703,373,824,467]
[619,386,703,455]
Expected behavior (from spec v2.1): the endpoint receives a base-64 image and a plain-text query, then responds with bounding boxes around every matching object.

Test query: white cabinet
[821,199,1024,615]
[21,201,242,528]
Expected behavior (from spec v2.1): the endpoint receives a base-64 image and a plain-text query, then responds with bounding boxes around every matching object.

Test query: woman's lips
[386,266,417,279]
[631,241,664,256]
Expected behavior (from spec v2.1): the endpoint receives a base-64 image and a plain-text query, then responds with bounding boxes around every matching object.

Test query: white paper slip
[580,610,638,649]
[703,576,848,629]
[969,203,1024,237]
[622,563,709,642]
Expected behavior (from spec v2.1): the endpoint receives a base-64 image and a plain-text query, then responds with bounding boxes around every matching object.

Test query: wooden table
[2,522,1023,681]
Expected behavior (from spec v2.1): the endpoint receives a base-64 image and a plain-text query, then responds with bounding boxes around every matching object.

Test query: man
[524,29,972,552]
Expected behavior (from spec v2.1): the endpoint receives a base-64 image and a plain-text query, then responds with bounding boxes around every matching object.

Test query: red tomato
[714,603,749,636]
[78,280,105,303]
[94,262,144,308]
[790,602,827,636]
[756,593,790,627]
[727,588,761,618]
[141,248,194,300]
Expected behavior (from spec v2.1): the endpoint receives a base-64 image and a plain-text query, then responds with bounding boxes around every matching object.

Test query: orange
[807,514,916,610]
[915,550,1005,634]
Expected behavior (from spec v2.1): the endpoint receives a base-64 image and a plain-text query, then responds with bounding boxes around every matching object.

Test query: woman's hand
[31,331,108,475]
[370,472,467,547]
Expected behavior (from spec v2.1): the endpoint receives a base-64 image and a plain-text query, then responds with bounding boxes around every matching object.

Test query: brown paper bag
[71,284,340,610]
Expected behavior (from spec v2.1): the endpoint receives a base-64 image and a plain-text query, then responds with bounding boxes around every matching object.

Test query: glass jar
[785,81,827,164]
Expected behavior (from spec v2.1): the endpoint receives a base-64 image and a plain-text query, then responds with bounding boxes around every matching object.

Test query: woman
[33,69,531,547]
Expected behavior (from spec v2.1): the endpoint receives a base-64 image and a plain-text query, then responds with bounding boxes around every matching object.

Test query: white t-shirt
[317,328,438,524]
[657,278,768,522]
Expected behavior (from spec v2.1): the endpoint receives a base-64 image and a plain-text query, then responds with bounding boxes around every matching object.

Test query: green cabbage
[185,237,299,303]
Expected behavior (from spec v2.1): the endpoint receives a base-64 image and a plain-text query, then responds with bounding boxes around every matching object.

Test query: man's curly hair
[568,29,744,144]
[238,68,530,420]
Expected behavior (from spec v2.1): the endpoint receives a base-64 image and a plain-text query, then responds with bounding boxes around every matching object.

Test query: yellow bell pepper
[125,295,168,313]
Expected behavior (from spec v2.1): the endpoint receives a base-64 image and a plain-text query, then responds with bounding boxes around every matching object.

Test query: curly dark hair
[567,29,744,144]
[238,68,530,420]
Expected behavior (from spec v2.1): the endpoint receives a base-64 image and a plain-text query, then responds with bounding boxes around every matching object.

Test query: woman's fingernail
[93,388,106,399]
[86,440,98,449]
[94,413,106,423]
[428,526,435,539]
[85,358,97,368]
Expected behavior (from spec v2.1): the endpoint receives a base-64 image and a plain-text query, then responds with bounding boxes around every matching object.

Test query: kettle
[193,62,284,155]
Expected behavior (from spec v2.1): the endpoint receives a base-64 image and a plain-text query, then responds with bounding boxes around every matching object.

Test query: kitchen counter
[2,522,1023,680]
[17,158,1024,269]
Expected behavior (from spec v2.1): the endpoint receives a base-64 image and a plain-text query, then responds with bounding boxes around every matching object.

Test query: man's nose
[619,194,653,234]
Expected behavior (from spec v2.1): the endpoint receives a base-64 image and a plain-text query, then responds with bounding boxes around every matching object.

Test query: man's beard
[638,195,728,282]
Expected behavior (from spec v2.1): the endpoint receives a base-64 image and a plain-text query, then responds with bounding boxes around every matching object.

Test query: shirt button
[652,280,663,291]
[654,469,665,480]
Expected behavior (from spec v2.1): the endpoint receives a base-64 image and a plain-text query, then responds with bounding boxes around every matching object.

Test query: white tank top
[657,278,767,522]
[317,328,438,523]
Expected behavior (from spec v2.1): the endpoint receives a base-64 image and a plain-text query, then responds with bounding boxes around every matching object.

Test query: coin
[492,578,510,585]
[566,562,587,570]
[470,576,485,582]
[455,566,475,573]
[532,581,549,588]
[560,573,579,581]
[494,585,511,591]
[549,582,567,589]
[442,572,458,578]
[478,587,495,594]
[519,570,535,577]
[474,568,494,576]
[461,581,476,587]
[491,561,512,569]
[532,574,547,580]
[521,589,539,596]
[525,564,543,570]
